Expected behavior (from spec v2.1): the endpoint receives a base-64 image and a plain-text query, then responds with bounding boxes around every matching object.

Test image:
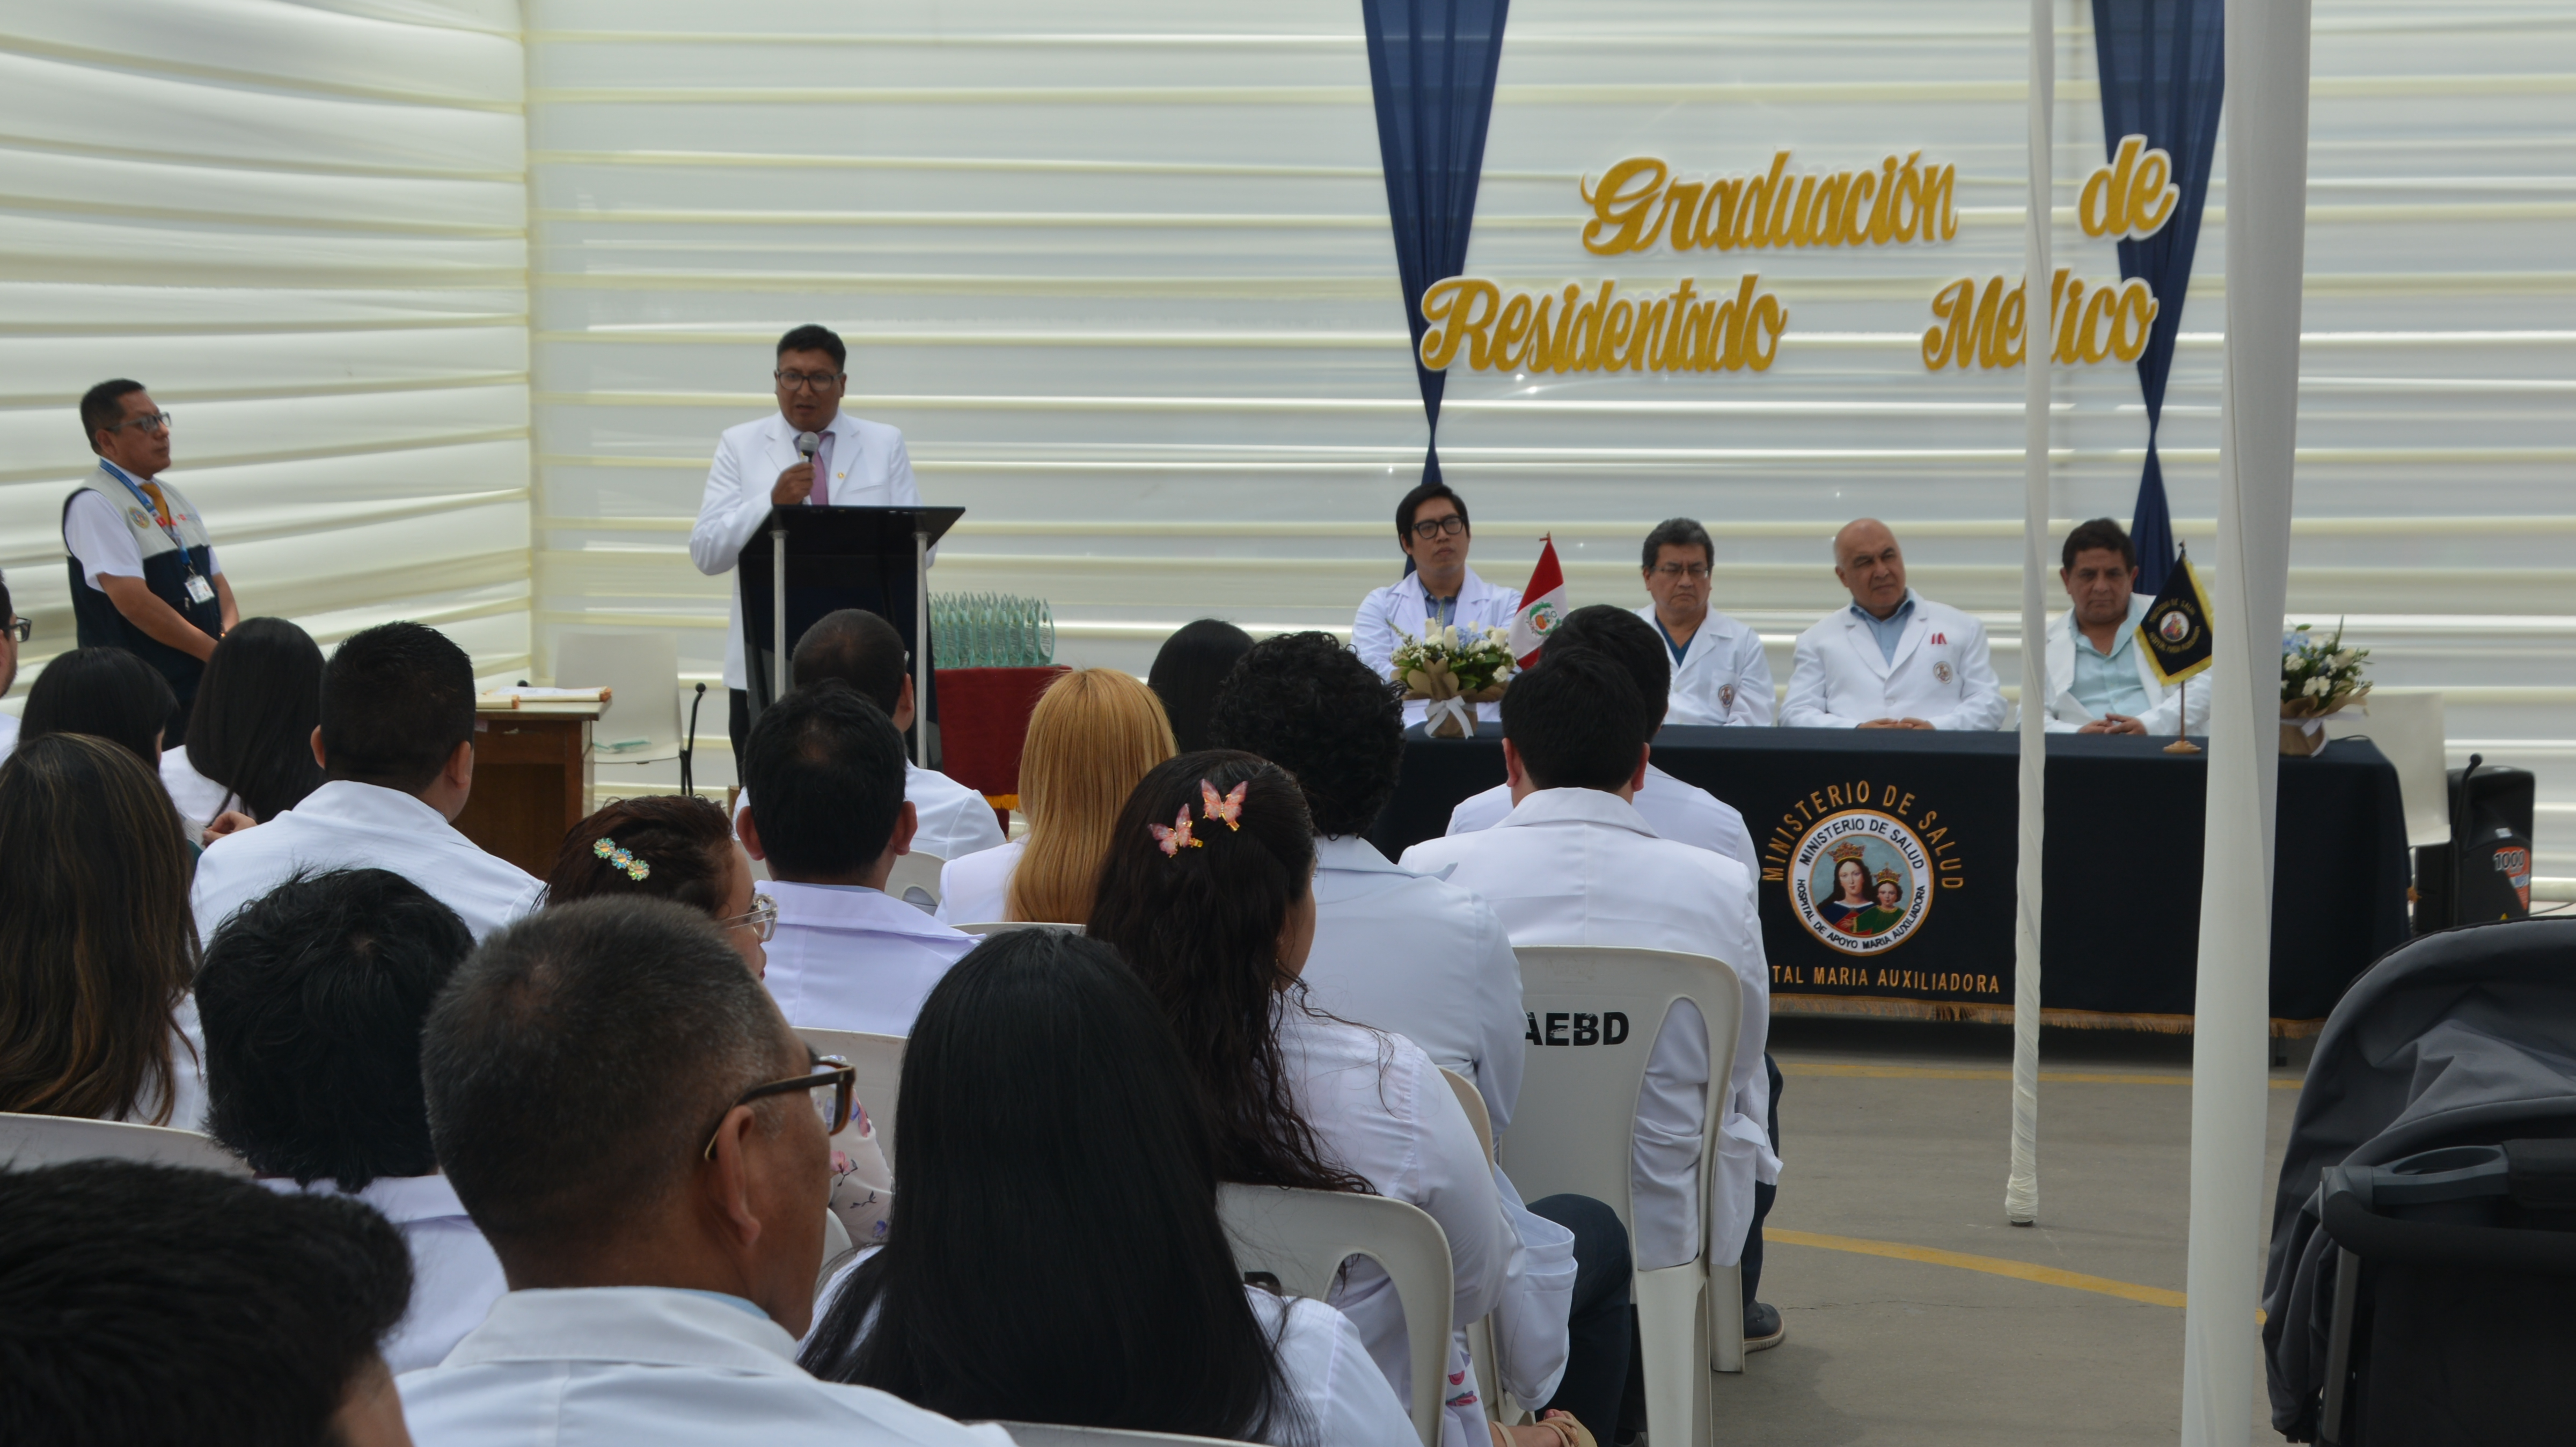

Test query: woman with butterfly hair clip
[1091,752,1596,1447]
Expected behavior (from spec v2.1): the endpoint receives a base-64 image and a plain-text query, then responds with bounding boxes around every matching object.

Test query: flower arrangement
[2280,620,2369,756]
[1389,623,1517,737]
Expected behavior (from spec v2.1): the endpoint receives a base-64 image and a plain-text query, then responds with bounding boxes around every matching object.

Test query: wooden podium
[455,701,599,877]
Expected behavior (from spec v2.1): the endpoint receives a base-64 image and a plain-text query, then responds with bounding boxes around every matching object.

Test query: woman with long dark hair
[1090,752,1593,1447]
[801,928,1414,1446]
[19,645,174,767]
[1147,617,1255,754]
[173,617,326,829]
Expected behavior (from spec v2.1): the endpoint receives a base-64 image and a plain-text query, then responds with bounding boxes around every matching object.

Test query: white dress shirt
[901,763,1006,864]
[2035,595,2213,735]
[1780,590,2008,730]
[1300,835,1526,1132]
[1445,763,1759,880]
[399,1287,1012,1447]
[63,484,227,588]
[691,410,922,692]
[1636,604,1774,727]
[1400,788,1775,1274]
[190,780,543,944]
[932,839,1022,926]
[1281,1008,1572,1447]
[1352,567,1524,728]
[262,1174,504,1373]
[763,881,979,1036]
[160,744,235,838]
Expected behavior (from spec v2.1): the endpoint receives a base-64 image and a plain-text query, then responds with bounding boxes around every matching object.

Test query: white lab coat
[122,995,207,1134]
[1636,604,1774,727]
[262,1174,504,1374]
[932,838,1022,926]
[1780,591,2008,730]
[1445,762,1760,881]
[691,410,921,692]
[159,745,235,838]
[191,780,544,945]
[1282,1008,1573,1447]
[763,882,978,1036]
[399,1287,1012,1447]
[1352,567,1523,728]
[2035,596,2213,735]
[736,764,1005,871]
[1400,788,1775,1274]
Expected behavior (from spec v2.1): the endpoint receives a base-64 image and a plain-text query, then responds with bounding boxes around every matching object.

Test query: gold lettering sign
[2078,135,2181,241]
[1580,151,1959,254]
[1919,269,2160,371]
[1417,274,1788,375]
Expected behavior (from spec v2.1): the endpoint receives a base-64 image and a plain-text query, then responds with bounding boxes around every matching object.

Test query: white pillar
[2180,0,2312,1441]
[2004,0,2053,1227]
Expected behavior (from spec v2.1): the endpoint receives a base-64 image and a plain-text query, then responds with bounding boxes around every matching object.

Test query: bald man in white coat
[1781,519,2006,730]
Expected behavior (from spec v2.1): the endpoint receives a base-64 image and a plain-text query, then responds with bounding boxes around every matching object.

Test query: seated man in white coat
[1352,480,1521,729]
[739,683,976,1036]
[402,898,1008,1447]
[2038,517,2212,737]
[774,608,1005,865]
[1400,648,1785,1351]
[1781,518,2008,730]
[1636,517,1772,726]
[1446,605,1758,877]
[192,621,544,944]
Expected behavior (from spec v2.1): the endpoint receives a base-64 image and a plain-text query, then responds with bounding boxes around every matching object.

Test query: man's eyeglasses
[111,411,173,434]
[702,1054,857,1160]
[1408,515,1468,540]
[1652,562,1712,580]
[773,369,844,392]
[718,893,778,943]
[3,618,27,645]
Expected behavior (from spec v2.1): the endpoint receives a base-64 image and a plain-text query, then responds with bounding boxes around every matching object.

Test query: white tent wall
[0,0,531,699]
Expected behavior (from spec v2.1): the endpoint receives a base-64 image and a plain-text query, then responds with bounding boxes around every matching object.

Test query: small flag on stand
[2135,545,2215,686]
[1507,536,1568,667]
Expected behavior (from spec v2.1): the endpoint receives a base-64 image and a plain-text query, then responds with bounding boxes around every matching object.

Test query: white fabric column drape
[2006,0,2054,1227]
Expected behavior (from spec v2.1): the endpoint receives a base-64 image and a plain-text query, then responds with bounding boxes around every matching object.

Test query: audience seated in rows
[401,897,1007,1447]
[1090,753,1608,1447]
[192,620,543,944]
[166,616,327,836]
[784,608,1006,865]
[802,927,1417,1447]
[741,683,974,1037]
[937,666,1174,925]
[196,867,505,1375]
[0,1160,414,1447]
[1401,648,1784,1344]
[1446,604,1757,875]
[1148,617,1255,754]
[0,732,204,1129]
[551,793,772,976]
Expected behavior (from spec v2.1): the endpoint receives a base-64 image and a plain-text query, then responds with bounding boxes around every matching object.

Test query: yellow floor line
[1781,1061,2302,1088]
[1768,1227,2188,1308]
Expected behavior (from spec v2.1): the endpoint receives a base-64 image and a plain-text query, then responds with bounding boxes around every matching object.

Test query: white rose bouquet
[1389,623,1516,738]
[2280,620,2370,756]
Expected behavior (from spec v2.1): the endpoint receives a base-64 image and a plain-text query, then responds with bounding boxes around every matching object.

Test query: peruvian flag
[1507,536,1569,667]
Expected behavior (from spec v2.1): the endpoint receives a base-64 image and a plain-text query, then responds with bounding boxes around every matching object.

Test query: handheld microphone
[795,430,822,459]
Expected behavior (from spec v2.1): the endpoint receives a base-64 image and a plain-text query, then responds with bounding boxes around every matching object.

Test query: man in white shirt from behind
[401,897,1008,1447]
[191,621,543,945]
[740,683,975,1037]
[1401,646,1785,1350]
[1636,517,1773,727]
[1781,518,2008,730]
[2036,517,2212,737]
[1352,480,1523,729]
[197,868,506,1374]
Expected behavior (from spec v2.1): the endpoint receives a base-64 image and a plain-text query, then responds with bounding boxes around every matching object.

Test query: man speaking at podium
[692,324,920,758]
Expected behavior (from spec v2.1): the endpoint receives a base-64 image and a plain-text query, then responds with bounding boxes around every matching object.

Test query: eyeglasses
[702,1053,857,1160]
[717,892,778,942]
[1651,562,1712,580]
[773,369,844,392]
[1408,515,1468,540]
[3,618,26,644]
[111,411,173,434]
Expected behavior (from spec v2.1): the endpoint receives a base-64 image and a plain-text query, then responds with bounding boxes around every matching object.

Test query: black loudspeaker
[2413,756,2536,932]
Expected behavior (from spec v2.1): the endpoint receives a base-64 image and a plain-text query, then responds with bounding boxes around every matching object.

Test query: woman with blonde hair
[937,668,1174,926]
[0,733,204,1127]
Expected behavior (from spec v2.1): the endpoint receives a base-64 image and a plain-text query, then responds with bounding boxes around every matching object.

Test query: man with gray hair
[400,896,1007,1446]
[1782,518,2005,729]
[1636,517,1772,726]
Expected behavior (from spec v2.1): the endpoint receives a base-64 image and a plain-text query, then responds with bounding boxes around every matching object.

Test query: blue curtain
[1360,0,1510,495]
[2091,0,2224,594]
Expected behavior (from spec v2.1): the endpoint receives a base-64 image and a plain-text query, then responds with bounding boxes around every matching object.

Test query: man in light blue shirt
[2036,517,2208,736]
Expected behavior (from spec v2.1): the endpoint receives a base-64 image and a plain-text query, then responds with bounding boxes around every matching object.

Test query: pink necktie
[810,431,834,506]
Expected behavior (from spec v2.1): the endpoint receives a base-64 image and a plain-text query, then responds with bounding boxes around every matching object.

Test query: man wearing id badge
[63,379,238,736]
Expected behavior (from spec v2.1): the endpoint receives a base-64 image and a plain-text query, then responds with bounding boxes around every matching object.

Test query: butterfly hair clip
[1199,779,1248,831]
[1150,803,1202,857]
[592,835,651,882]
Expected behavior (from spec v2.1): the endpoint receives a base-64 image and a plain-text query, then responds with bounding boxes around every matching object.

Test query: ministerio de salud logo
[1788,808,1935,956]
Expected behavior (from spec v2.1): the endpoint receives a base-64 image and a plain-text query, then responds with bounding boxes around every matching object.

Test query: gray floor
[1718,1015,2304,1445]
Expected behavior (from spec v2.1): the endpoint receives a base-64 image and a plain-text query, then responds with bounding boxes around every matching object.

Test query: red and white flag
[1507,536,1569,666]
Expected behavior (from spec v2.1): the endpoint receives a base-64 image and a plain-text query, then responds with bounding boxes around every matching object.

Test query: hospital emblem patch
[1718,684,1736,709]
[1933,661,1954,684]
[127,507,155,530]
[1789,809,1935,957]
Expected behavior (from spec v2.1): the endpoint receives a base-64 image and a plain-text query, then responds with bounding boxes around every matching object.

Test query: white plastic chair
[997,1423,1243,1447]
[791,1028,906,1160]
[1499,947,1747,1447]
[551,630,683,764]
[0,1113,250,1175]
[953,920,1085,937]
[887,851,946,913]
[1439,1069,1512,1423]
[1216,1182,1453,1447]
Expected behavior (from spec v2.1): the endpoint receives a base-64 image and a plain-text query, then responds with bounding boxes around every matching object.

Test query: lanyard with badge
[101,461,216,606]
